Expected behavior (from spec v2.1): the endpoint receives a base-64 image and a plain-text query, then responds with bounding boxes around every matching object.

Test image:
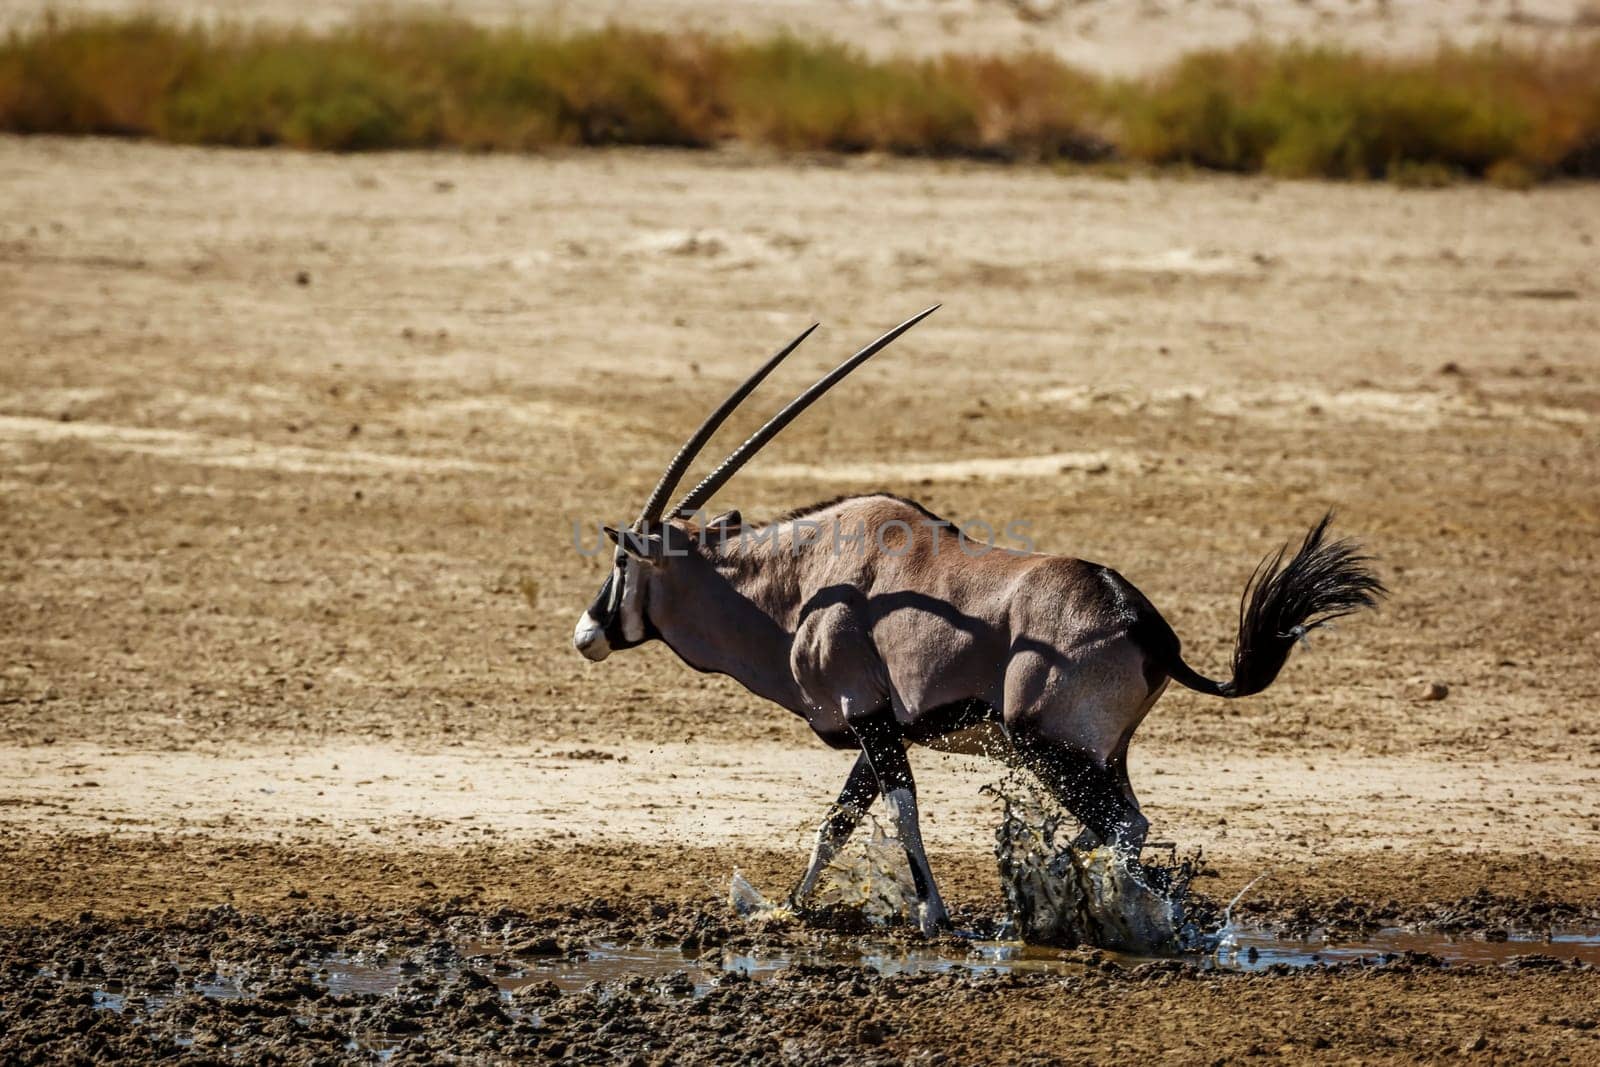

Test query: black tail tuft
[1162,512,1387,699]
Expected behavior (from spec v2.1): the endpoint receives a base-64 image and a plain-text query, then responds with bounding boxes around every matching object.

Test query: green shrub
[160,37,428,148]
[725,37,976,153]
[1118,45,1541,179]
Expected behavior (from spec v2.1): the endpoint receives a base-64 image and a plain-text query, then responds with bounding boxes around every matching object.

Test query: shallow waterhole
[66,925,1600,1059]
[452,927,1600,991]
[83,924,1600,1017]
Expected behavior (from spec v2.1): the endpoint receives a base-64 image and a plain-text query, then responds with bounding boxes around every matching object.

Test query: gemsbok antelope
[573,307,1384,934]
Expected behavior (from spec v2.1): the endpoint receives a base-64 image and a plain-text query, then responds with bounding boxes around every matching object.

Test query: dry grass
[2,16,1597,180]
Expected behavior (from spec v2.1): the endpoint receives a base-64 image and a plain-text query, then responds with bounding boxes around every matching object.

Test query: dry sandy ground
[1,135,1598,1059]
[5,741,1598,867]
[2,0,1599,72]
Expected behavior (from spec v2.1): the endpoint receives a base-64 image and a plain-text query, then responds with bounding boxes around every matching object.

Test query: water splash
[733,781,1211,952]
[810,821,918,925]
[1213,867,1275,959]
[989,781,1207,954]
[728,871,796,923]
[731,819,917,927]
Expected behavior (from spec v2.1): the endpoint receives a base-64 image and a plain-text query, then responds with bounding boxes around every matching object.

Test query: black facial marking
[588,563,655,652]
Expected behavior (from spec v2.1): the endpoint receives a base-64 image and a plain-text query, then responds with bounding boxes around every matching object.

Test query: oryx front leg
[791,751,879,907]
[851,709,949,936]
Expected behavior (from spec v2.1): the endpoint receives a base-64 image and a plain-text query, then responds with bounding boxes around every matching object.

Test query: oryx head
[572,306,939,662]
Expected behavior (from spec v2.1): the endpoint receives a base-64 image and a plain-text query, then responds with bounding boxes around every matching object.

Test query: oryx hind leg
[1062,752,1139,851]
[1017,737,1149,853]
[1005,639,1161,853]
[790,752,879,907]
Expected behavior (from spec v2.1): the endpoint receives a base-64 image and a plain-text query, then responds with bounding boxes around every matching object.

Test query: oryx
[573,307,1384,934]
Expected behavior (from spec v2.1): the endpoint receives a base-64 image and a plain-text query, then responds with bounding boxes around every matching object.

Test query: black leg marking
[1014,736,1148,851]
[849,709,912,791]
[790,752,881,905]
[850,712,929,897]
[821,751,881,840]
[849,710,947,927]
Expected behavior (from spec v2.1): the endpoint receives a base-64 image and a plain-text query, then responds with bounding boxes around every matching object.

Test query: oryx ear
[707,509,742,531]
[603,525,664,562]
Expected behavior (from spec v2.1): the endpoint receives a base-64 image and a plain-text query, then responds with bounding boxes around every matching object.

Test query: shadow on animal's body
[572,312,1384,936]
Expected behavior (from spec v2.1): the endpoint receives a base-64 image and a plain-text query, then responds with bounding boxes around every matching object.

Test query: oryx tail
[1145,513,1386,700]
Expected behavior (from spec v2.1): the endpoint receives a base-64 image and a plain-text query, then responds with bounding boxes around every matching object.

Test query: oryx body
[573,310,1383,934]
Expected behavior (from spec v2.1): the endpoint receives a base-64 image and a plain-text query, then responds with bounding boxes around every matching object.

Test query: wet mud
[4,894,1599,1065]
[990,783,1209,953]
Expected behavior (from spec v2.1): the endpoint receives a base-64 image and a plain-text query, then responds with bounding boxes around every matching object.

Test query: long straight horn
[670,304,939,518]
[632,322,820,530]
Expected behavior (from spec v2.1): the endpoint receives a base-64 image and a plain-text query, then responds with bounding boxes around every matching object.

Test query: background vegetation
[3,15,1598,183]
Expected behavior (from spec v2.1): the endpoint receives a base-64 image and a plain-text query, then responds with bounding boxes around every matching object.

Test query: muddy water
[1222,927,1600,970]
[456,927,1600,988]
[84,925,1600,1018]
[48,920,1600,1066]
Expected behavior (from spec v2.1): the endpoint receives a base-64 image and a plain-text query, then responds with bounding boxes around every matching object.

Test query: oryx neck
[650,544,809,714]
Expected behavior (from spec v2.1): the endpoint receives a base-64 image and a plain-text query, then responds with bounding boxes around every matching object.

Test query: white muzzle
[572,611,611,661]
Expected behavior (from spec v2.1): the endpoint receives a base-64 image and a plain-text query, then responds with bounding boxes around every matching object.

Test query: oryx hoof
[784,890,820,920]
[1069,827,1103,852]
[915,900,950,938]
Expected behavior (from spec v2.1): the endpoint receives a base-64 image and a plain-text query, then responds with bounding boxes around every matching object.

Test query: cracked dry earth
[1,135,1598,1062]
